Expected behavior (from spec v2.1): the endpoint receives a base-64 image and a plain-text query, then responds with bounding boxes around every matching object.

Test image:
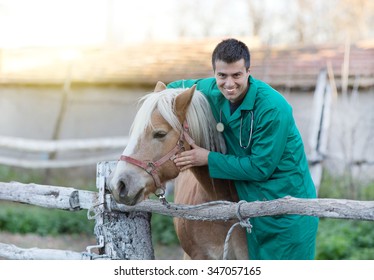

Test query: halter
[119,121,195,204]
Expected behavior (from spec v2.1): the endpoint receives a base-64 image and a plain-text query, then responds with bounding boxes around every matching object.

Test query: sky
[0,0,108,47]
[0,0,372,48]
[0,0,279,48]
[0,0,186,47]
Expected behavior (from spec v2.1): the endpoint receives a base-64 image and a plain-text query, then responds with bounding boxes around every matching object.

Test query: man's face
[214,59,250,103]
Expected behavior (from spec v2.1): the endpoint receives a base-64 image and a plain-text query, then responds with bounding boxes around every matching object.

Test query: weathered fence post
[95,161,154,260]
[309,69,332,193]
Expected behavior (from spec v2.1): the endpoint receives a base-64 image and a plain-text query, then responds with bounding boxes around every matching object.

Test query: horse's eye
[153,131,167,139]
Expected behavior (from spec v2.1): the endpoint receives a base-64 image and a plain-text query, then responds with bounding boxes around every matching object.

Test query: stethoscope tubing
[217,109,254,149]
[239,110,253,149]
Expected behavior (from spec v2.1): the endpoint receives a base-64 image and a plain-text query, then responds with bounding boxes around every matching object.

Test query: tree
[246,0,266,38]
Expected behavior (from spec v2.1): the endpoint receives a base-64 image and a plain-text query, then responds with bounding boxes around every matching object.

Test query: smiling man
[168,38,318,260]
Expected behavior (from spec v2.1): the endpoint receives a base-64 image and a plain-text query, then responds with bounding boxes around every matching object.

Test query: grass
[318,171,374,201]
[0,165,96,236]
[316,219,374,259]
[0,202,94,236]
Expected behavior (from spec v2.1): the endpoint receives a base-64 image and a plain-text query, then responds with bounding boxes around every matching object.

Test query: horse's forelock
[130,89,181,138]
[130,88,226,153]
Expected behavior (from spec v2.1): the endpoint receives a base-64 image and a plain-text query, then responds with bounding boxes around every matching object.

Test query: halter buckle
[146,162,156,174]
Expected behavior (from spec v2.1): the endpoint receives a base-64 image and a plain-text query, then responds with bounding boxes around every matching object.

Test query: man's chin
[223,91,238,99]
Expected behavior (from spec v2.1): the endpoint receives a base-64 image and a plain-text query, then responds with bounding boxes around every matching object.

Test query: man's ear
[174,85,196,123]
[154,81,167,92]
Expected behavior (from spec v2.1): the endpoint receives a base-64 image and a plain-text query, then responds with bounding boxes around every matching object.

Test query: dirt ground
[0,232,183,260]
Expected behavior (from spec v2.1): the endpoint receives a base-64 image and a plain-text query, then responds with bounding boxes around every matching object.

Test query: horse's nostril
[118,180,128,199]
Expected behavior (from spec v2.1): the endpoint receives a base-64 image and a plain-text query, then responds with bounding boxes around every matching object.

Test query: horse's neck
[191,166,238,202]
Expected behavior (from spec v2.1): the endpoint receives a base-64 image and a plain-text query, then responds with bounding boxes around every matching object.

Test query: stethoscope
[216,109,254,149]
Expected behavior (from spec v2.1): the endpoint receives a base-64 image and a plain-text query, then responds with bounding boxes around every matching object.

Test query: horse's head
[108,82,197,205]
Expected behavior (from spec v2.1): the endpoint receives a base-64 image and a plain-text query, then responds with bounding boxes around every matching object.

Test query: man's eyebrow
[217,71,243,75]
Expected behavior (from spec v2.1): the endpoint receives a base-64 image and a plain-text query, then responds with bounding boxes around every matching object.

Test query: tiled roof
[0,38,373,89]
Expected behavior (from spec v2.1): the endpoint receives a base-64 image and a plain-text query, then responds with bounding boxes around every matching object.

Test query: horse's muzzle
[109,176,144,206]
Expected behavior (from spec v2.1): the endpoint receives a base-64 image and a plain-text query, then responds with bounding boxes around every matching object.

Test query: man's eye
[153,131,167,139]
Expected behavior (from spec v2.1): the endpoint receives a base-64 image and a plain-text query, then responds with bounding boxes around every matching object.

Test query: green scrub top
[168,76,319,260]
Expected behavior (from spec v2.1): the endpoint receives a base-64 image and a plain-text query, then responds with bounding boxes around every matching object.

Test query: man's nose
[225,76,235,87]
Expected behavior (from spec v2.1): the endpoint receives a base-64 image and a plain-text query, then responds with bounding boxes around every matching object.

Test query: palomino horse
[109,82,247,259]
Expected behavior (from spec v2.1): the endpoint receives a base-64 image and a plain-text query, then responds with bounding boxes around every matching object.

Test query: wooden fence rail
[0,135,128,168]
[0,154,119,169]
[0,135,128,152]
[0,160,373,260]
[0,243,86,260]
[1,181,374,222]
[0,182,97,210]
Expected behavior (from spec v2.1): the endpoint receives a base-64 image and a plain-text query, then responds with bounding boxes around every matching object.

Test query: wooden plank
[0,154,120,169]
[308,69,332,192]
[1,179,373,222]
[108,195,374,222]
[0,136,128,152]
[0,182,98,210]
[308,69,327,162]
[0,243,84,260]
[0,135,127,169]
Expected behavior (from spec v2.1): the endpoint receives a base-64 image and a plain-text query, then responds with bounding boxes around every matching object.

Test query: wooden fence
[0,136,128,168]
[0,161,373,260]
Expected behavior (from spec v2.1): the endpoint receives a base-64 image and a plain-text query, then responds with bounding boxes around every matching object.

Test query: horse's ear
[174,85,196,123]
[154,81,167,92]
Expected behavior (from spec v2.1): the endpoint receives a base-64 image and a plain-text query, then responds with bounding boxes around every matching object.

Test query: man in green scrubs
[170,38,318,260]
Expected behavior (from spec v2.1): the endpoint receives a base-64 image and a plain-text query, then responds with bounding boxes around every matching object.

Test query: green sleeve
[208,108,290,181]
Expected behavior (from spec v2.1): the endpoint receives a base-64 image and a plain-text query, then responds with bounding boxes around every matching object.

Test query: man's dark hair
[211,38,250,71]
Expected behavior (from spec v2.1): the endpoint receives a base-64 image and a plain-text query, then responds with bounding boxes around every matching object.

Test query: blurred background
[0,0,373,259]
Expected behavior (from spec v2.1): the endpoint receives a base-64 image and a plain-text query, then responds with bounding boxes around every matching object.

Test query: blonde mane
[130,88,226,153]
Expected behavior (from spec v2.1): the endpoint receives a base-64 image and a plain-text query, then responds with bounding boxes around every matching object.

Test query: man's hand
[174,142,209,171]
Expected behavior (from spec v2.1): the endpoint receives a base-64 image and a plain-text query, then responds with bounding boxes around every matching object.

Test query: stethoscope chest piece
[216,109,254,150]
[216,122,224,132]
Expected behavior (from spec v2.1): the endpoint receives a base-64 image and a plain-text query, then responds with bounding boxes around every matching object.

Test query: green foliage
[0,165,96,191]
[0,202,94,236]
[0,165,96,236]
[151,213,179,245]
[0,166,43,184]
[316,170,374,259]
[319,170,374,200]
[149,194,179,245]
[361,181,374,200]
[316,219,374,260]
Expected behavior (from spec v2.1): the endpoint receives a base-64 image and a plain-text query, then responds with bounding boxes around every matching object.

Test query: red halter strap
[119,121,194,193]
